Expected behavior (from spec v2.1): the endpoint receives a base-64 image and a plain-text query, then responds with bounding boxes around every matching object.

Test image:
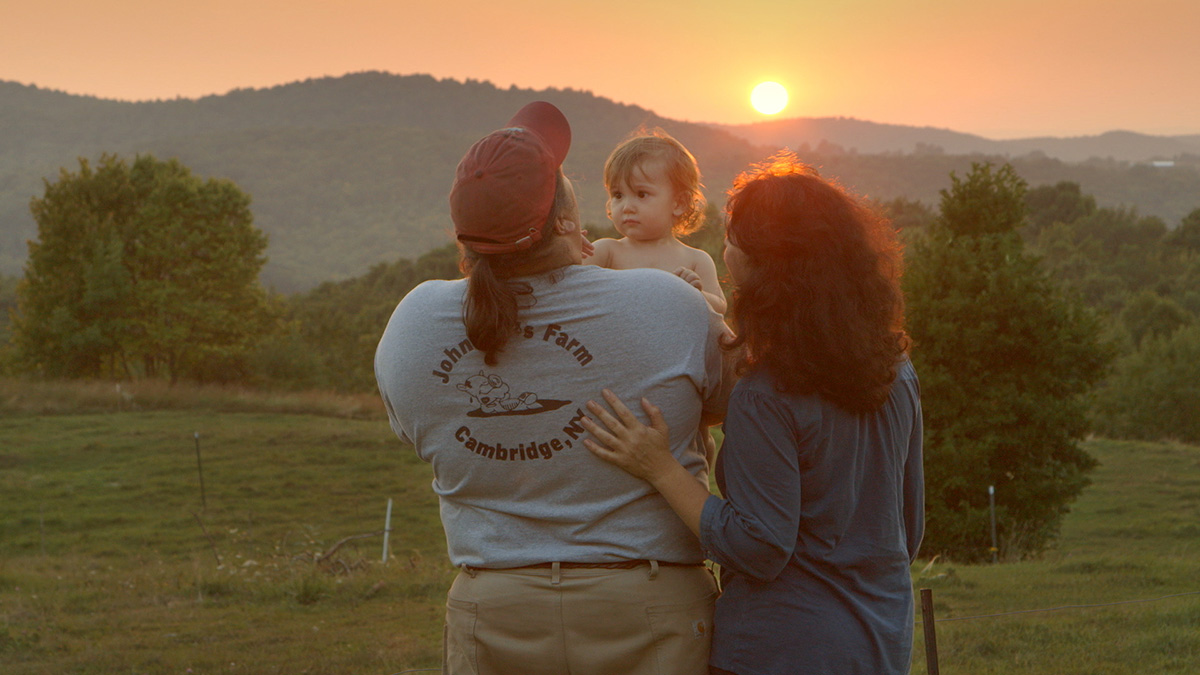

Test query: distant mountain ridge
[714,117,1200,163]
[0,73,765,290]
[2,72,1197,291]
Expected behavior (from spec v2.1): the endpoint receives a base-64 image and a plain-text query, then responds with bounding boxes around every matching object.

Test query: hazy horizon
[2,0,1198,140]
[7,71,1198,145]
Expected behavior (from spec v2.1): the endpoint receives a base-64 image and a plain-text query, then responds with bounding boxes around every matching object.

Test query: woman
[582,152,924,675]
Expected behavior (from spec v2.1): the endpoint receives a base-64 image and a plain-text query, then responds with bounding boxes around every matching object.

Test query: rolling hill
[2,72,1197,292]
[714,117,1200,162]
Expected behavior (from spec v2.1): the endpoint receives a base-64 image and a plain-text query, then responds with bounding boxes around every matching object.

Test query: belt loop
[648,560,660,580]
[551,561,562,586]
[460,563,477,578]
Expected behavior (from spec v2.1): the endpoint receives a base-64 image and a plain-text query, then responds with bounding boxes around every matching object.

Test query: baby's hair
[604,129,706,235]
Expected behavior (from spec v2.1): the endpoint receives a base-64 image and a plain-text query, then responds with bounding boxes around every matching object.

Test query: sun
[751,81,789,116]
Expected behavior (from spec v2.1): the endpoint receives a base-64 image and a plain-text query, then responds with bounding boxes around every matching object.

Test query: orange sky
[3,0,1197,139]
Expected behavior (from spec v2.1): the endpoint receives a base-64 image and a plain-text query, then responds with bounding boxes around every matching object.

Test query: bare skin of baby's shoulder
[591,237,700,273]
[587,237,725,313]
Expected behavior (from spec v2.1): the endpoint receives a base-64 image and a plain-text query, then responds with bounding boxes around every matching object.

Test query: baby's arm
[585,237,616,267]
[675,250,726,314]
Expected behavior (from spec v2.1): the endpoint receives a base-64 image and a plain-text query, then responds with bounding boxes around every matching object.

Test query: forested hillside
[2,72,1198,291]
[0,73,762,291]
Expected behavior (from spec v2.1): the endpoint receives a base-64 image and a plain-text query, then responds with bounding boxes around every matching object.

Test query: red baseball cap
[450,101,572,254]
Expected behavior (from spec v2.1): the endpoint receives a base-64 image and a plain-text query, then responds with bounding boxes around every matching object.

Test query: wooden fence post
[921,587,940,675]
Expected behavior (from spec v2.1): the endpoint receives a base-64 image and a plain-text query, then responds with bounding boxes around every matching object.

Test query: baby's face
[606,161,683,242]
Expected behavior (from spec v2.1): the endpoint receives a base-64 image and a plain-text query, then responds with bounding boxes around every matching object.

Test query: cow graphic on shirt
[457,372,539,414]
[456,371,571,418]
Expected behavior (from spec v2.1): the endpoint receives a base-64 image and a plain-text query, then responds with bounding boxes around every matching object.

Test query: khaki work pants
[443,562,717,675]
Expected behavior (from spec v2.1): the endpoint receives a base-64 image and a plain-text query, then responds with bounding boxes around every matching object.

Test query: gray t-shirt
[375,264,727,567]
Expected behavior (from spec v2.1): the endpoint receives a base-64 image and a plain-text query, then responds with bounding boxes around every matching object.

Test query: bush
[1093,325,1200,443]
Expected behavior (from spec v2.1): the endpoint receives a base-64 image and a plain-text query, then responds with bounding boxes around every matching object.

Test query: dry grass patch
[0,377,384,419]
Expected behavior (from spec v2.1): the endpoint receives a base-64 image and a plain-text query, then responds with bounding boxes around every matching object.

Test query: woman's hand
[583,389,710,538]
[582,389,678,484]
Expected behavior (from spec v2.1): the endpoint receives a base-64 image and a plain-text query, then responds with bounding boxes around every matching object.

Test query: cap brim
[507,101,571,167]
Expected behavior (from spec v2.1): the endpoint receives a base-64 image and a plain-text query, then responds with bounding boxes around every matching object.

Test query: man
[375,101,729,675]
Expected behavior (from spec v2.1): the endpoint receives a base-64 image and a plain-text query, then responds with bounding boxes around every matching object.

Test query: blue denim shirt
[701,360,924,675]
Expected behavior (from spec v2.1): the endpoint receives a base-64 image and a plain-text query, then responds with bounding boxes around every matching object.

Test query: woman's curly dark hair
[724,152,910,413]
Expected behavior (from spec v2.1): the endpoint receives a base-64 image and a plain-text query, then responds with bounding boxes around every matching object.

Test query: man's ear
[554,216,579,235]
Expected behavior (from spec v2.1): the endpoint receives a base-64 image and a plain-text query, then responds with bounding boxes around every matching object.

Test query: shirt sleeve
[903,383,925,562]
[377,384,413,446]
[699,309,736,426]
[700,386,810,581]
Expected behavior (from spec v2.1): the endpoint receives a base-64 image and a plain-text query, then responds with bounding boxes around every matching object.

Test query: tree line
[2,153,1198,563]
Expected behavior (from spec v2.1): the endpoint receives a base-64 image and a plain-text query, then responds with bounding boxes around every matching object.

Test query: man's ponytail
[460,172,567,365]
[462,255,528,365]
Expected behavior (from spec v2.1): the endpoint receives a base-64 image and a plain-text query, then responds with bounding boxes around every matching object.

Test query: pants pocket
[444,597,479,675]
[646,591,717,675]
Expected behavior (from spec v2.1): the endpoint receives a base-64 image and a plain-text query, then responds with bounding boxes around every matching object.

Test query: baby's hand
[674,266,702,291]
[581,230,596,259]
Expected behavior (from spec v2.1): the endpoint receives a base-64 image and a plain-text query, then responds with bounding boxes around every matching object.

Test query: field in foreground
[0,387,449,674]
[1,384,1198,673]
[912,437,1200,674]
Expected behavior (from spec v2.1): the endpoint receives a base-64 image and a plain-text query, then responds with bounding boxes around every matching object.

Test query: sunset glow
[0,0,1197,137]
[751,82,789,116]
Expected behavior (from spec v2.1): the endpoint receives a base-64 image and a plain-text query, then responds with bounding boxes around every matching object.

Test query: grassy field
[911,437,1200,674]
[1,379,1198,673]
[0,380,449,674]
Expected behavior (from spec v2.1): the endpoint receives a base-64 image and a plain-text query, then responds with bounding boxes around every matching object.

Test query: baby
[586,130,726,314]
[586,130,726,467]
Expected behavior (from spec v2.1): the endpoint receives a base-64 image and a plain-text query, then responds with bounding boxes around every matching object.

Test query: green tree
[0,274,19,374]
[13,154,279,383]
[1024,181,1096,237]
[1030,205,1178,314]
[269,244,462,392]
[1093,325,1200,443]
[1164,207,1200,253]
[1119,290,1194,347]
[904,163,1111,561]
[936,163,1028,237]
[879,196,936,233]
